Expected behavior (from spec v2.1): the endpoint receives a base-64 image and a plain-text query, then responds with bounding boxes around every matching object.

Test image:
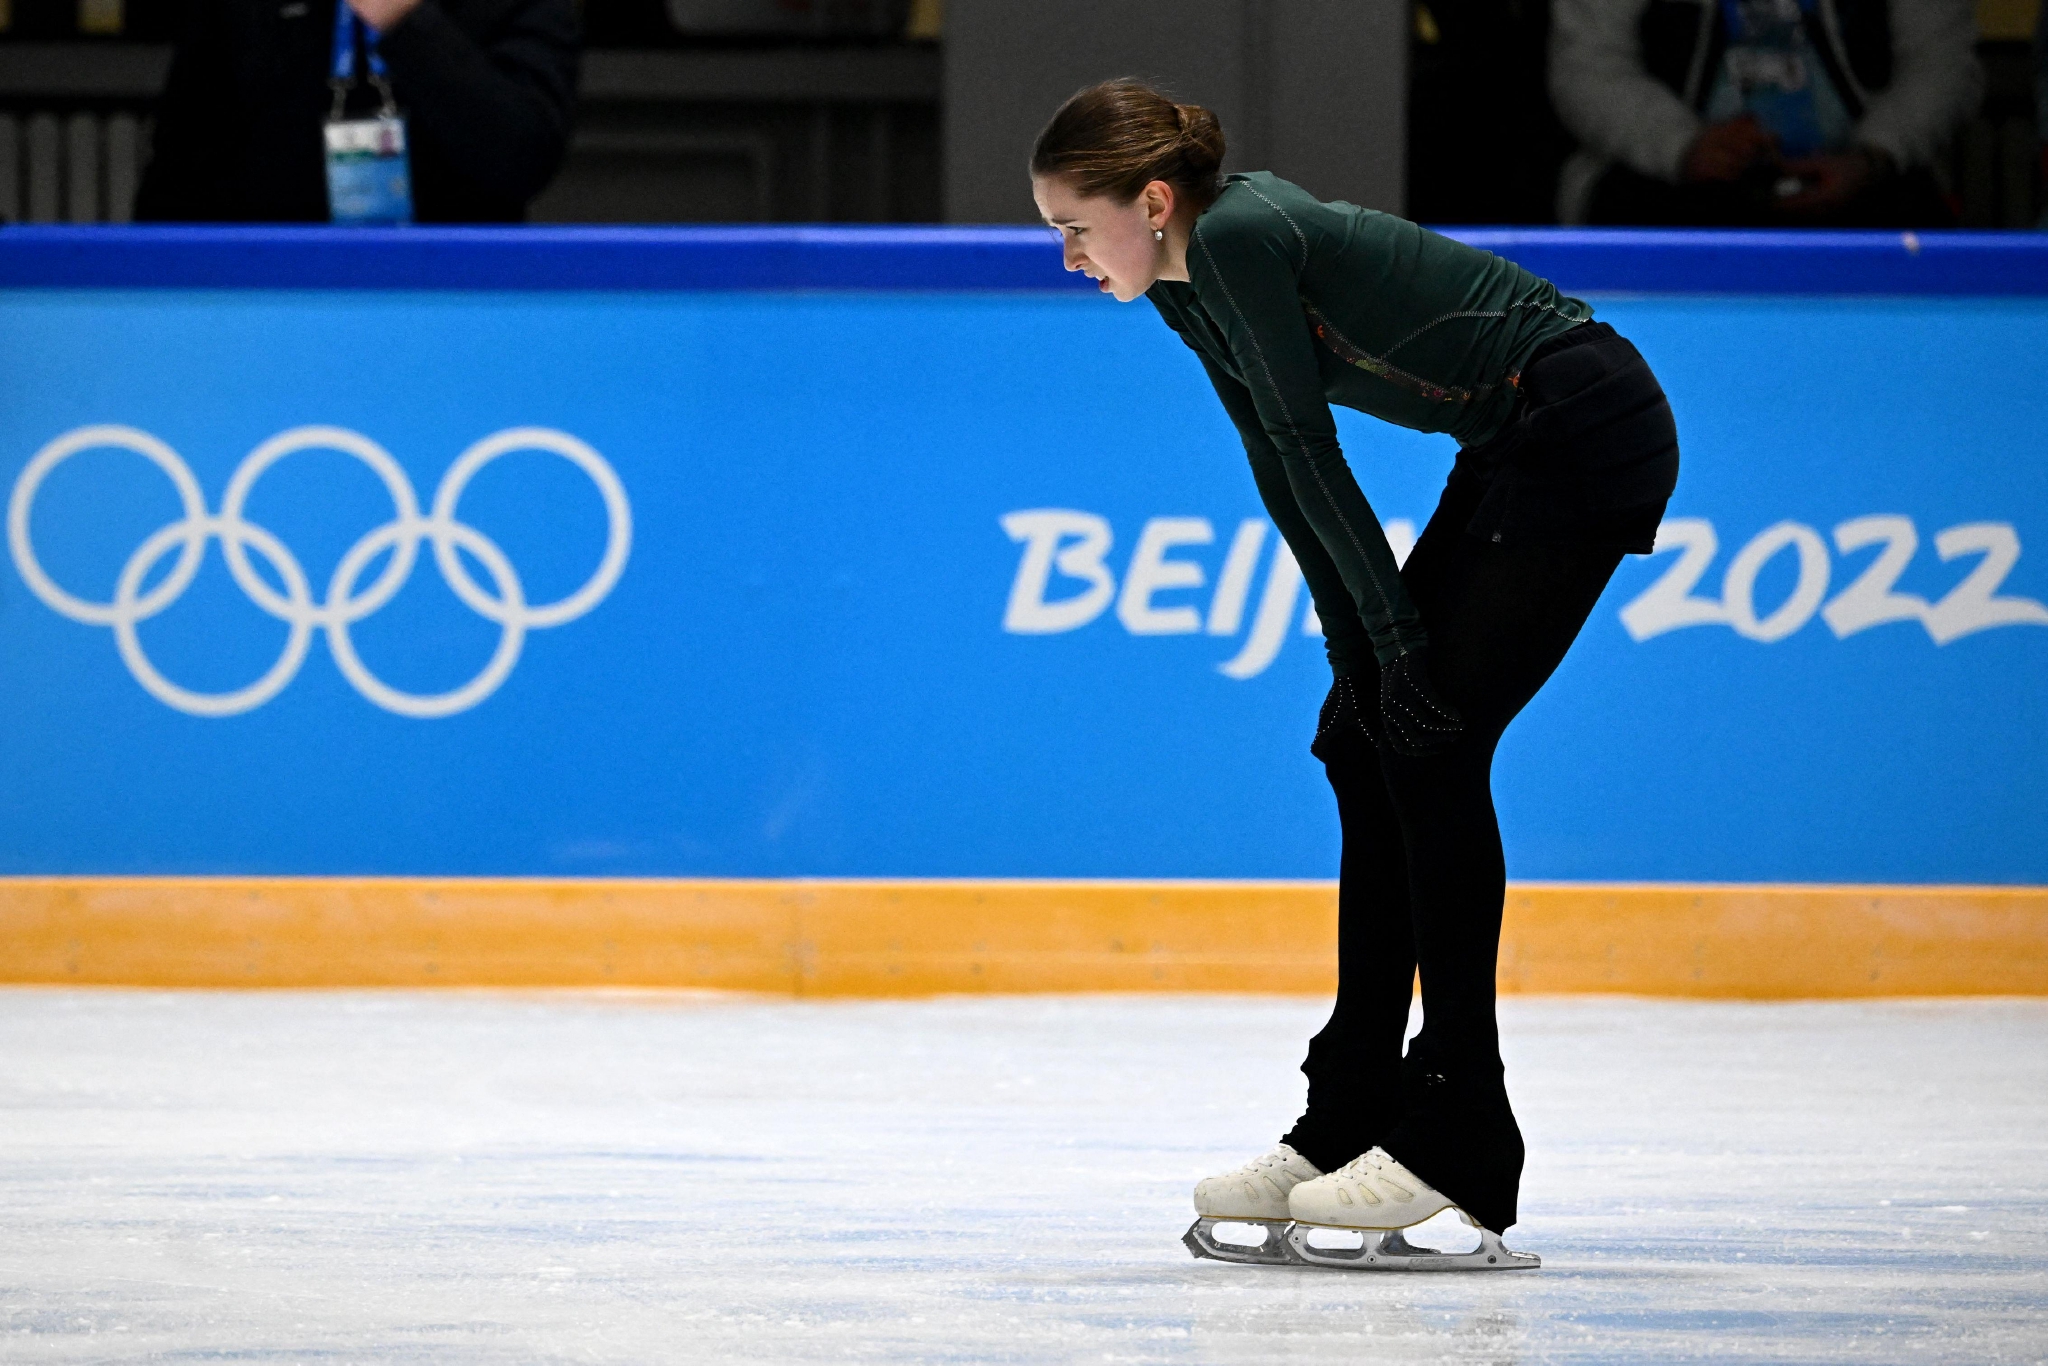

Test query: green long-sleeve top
[1147,172,1591,674]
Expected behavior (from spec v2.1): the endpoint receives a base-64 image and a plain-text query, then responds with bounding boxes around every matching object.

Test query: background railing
[0,0,2035,227]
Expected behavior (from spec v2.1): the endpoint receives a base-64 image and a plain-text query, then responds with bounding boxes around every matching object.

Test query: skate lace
[1331,1147,1412,1195]
[1229,1145,1308,1178]
[1332,1150,1380,1179]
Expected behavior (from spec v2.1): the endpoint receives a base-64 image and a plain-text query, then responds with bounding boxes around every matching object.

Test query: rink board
[0,230,2042,993]
[4,877,2046,997]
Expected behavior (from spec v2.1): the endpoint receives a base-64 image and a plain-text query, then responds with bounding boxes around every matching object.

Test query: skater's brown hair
[1030,79,1226,210]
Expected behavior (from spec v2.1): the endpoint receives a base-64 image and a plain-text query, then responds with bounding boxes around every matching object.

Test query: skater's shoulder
[1191,173,1350,270]
[1194,173,1304,239]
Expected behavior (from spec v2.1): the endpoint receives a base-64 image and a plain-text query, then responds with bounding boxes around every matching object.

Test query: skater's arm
[1187,210,1426,665]
[1194,352,1374,677]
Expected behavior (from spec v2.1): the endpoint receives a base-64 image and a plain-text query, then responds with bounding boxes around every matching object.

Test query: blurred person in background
[136,0,578,223]
[1550,0,1982,225]
[2037,0,2047,227]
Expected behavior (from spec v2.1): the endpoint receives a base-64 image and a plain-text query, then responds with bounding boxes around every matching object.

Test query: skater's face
[1033,175,1177,303]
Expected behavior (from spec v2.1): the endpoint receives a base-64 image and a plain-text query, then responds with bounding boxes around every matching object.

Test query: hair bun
[1173,102,1225,180]
[1030,79,1228,209]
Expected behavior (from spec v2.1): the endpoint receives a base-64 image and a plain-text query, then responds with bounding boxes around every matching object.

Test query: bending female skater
[1030,81,1679,1268]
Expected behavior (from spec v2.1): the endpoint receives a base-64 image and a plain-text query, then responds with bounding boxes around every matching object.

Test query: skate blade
[1183,1217,1301,1266]
[1284,1222,1540,1271]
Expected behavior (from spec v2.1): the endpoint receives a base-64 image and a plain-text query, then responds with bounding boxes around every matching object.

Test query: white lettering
[1383,519,1417,569]
[1618,518,1730,641]
[1722,521,1830,642]
[1622,515,2048,645]
[1924,522,2048,643]
[1000,509,1115,634]
[1220,542,1302,679]
[1003,508,2047,668]
[1823,515,1927,637]
[1117,516,1212,635]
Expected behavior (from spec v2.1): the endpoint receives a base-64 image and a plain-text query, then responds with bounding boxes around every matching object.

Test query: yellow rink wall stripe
[1,878,2044,998]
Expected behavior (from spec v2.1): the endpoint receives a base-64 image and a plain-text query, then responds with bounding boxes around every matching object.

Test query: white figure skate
[1180,1144,1322,1266]
[1282,1147,1539,1270]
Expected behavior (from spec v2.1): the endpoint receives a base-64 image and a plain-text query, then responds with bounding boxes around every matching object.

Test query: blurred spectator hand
[1776,148,1894,215]
[348,0,426,34]
[1680,116,1776,184]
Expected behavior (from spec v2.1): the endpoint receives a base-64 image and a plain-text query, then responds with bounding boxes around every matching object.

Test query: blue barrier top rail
[0,224,2044,295]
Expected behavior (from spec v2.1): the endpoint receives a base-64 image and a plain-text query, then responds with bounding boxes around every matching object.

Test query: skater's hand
[1379,650,1464,757]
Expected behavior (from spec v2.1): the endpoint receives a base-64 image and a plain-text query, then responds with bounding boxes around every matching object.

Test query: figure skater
[1030,79,1679,1269]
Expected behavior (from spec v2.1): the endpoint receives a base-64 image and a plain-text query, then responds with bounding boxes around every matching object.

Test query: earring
[1154,228,1164,241]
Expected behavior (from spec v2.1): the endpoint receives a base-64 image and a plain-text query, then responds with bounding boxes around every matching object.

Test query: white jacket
[1548,0,1983,221]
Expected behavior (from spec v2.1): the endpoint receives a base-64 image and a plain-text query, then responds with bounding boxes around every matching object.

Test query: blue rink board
[2,224,2044,295]
[1,278,2044,883]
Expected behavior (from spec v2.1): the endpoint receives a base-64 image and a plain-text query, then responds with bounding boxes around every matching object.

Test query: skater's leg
[1280,713,1416,1171]
[1192,721,1415,1255]
[1373,508,1626,1233]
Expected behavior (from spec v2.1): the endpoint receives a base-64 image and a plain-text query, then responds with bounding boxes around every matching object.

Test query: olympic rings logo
[7,424,631,718]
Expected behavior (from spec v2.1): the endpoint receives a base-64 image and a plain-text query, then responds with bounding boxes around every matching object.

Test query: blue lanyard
[1718,0,1815,40]
[330,0,387,84]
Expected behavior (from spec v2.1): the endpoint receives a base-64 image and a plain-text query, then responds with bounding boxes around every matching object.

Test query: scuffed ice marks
[0,992,2043,1363]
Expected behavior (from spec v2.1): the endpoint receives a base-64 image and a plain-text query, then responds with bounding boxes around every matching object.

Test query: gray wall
[943,0,1406,223]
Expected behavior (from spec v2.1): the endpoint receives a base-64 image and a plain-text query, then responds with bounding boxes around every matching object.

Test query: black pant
[1280,328,1677,1234]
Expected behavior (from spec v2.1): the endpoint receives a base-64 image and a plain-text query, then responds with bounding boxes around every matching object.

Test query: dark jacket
[136,0,578,223]
[1147,173,1593,671]
[1640,0,1893,118]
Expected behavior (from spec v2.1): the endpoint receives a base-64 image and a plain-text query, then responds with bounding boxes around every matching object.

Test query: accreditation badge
[325,115,414,226]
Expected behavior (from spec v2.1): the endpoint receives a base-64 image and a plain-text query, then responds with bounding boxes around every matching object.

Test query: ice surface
[2,990,2044,1364]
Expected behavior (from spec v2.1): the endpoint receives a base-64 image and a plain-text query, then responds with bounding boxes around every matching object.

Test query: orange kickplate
[2,878,2042,997]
